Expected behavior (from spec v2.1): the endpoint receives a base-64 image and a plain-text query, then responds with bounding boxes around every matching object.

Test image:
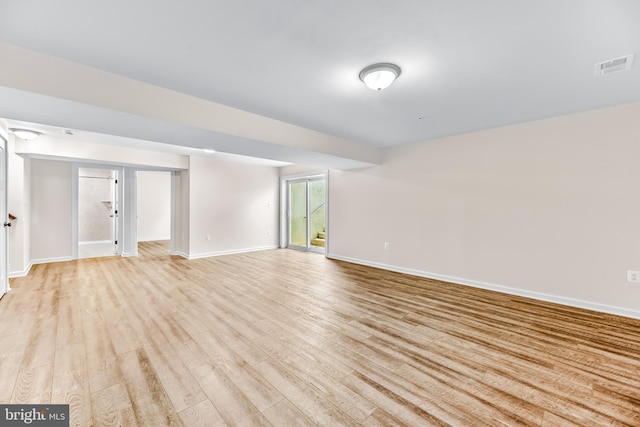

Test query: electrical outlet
[627,270,640,283]
[384,242,390,250]
[205,234,211,241]
[267,230,272,237]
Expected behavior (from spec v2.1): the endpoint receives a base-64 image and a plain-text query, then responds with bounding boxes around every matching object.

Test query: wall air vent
[595,54,634,77]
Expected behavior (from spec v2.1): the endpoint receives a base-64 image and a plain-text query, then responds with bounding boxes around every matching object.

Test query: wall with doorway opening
[6,134,190,270]
[5,133,281,268]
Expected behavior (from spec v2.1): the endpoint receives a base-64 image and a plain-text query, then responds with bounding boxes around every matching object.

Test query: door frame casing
[279,171,328,254]
[0,131,8,296]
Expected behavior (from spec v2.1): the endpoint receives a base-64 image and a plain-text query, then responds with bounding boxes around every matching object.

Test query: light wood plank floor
[1,241,639,426]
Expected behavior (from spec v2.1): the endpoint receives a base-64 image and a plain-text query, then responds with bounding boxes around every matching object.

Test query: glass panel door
[288,180,308,249]
[287,178,326,253]
[308,179,326,253]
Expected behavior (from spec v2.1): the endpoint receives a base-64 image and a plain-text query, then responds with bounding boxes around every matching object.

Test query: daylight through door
[287,178,326,252]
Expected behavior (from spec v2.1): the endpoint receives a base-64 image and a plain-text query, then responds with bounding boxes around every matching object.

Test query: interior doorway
[72,165,180,260]
[136,171,171,256]
[77,167,119,259]
[286,176,326,253]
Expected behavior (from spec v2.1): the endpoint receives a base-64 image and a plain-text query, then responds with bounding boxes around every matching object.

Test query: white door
[0,134,8,298]
[287,177,326,253]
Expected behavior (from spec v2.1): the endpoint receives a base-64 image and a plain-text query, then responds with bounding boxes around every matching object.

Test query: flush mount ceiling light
[203,148,216,154]
[9,128,41,141]
[359,63,401,91]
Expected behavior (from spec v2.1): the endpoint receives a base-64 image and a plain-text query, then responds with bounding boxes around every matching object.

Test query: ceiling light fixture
[359,63,401,91]
[203,148,216,154]
[9,128,41,141]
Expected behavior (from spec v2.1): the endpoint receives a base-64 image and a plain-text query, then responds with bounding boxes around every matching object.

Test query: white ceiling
[1,0,639,168]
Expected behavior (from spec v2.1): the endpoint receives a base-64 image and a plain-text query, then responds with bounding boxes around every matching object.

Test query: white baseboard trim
[9,262,34,278]
[30,256,74,266]
[171,251,189,259]
[327,253,640,320]
[188,245,278,260]
[79,240,112,247]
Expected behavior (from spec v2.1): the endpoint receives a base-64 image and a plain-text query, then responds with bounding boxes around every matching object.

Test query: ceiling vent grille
[595,54,634,77]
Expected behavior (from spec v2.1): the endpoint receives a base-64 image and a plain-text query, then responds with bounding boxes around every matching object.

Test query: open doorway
[77,167,119,259]
[72,165,180,260]
[136,171,171,256]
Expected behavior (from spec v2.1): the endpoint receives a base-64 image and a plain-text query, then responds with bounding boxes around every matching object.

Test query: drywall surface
[280,164,327,177]
[188,156,279,257]
[172,170,190,256]
[328,102,640,315]
[30,158,72,262]
[137,171,171,242]
[15,133,188,170]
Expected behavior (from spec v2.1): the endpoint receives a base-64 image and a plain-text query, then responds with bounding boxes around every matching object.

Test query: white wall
[188,156,279,258]
[137,171,171,242]
[30,159,72,262]
[172,170,190,256]
[280,164,326,176]
[328,102,640,317]
[15,134,188,170]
